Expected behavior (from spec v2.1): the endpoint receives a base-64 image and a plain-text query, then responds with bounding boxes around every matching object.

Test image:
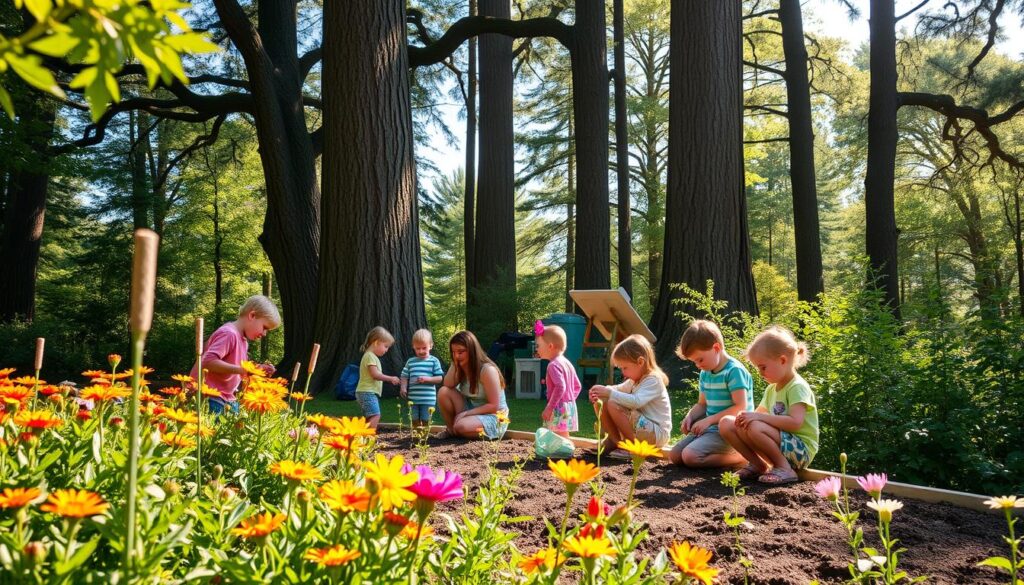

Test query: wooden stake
[33,337,44,371]
[130,230,159,335]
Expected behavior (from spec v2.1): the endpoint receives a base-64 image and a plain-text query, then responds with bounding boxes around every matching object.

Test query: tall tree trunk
[566,118,576,313]
[213,0,321,371]
[865,0,901,315]
[315,0,427,389]
[464,0,478,306]
[1014,185,1024,315]
[613,0,632,296]
[571,0,611,291]
[470,0,517,337]
[778,0,824,302]
[129,110,151,230]
[651,0,757,364]
[0,96,56,323]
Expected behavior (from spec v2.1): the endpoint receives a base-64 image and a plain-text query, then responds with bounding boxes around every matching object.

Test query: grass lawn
[307,389,693,440]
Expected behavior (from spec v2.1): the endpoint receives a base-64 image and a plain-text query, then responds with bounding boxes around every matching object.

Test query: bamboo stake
[195,317,204,493]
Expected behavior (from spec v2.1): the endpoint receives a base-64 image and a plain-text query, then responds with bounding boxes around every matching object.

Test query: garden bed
[375,429,1007,584]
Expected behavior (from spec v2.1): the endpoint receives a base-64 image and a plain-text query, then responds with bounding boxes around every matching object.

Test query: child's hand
[680,414,693,434]
[691,417,712,436]
[399,388,408,399]
[389,375,401,386]
[542,407,553,421]
[259,363,276,376]
[589,385,611,403]
[735,411,758,428]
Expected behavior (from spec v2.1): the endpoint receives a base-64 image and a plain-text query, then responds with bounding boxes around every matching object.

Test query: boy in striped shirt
[400,329,446,428]
[668,320,754,469]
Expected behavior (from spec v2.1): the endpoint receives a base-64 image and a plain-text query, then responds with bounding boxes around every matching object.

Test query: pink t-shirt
[190,322,248,402]
[545,355,581,409]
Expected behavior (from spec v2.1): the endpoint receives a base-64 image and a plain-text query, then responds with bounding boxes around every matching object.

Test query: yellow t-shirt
[757,373,819,460]
[357,351,382,396]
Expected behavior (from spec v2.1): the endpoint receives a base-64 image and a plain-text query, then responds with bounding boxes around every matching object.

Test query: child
[190,295,281,414]
[356,326,401,429]
[535,321,581,438]
[588,334,672,454]
[719,326,818,484]
[400,329,445,428]
[669,320,754,468]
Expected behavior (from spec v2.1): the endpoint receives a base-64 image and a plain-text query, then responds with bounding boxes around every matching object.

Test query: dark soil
[375,429,1008,584]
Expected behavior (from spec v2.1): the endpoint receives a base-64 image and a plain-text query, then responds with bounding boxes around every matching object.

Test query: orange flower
[290,392,312,402]
[161,432,197,449]
[81,370,108,379]
[182,423,215,438]
[304,544,361,567]
[0,367,16,378]
[548,459,600,486]
[306,414,336,430]
[161,408,199,425]
[240,388,288,414]
[334,416,376,440]
[518,547,562,573]
[199,385,220,398]
[107,354,122,369]
[159,386,183,397]
[39,489,108,518]
[0,385,32,405]
[400,521,434,540]
[231,512,286,539]
[270,460,323,482]
[170,374,194,384]
[12,376,43,386]
[13,410,63,431]
[563,534,617,559]
[38,385,62,397]
[617,439,664,460]
[80,385,132,402]
[667,541,718,585]
[0,487,42,509]
[241,361,268,378]
[322,434,352,451]
[138,390,164,403]
[318,480,371,513]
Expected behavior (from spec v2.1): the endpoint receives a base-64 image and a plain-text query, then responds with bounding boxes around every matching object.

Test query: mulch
[375,429,1008,584]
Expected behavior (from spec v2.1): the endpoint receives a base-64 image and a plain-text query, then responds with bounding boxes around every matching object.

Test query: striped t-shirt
[401,356,445,405]
[698,353,753,430]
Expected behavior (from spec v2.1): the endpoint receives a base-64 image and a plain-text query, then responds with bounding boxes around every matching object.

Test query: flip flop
[736,464,765,481]
[432,429,454,440]
[758,468,799,485]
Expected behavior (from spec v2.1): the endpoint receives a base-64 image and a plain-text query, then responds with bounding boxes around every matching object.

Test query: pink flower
[814,476,841,501]
[856,473,887,499]
[404,465,463,516]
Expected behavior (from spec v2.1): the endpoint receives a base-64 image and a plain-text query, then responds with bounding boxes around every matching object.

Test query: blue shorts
[356,392,380,417]
[208,397,239,415]
[410,403,434,422]
[464,398,509,440]
[780,431,811,469]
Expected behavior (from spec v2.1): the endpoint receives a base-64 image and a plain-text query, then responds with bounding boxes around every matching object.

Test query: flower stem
[123,332,145,577]
[552,486,576,577]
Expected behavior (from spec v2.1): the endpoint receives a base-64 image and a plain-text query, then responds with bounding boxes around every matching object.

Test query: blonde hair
[745,325,810,369]
[538,324,567,352]
[238,295,282,328]
[360,326,395,352]
[612,334,668,385]
[676,319,725,358]
[411,328,434,346]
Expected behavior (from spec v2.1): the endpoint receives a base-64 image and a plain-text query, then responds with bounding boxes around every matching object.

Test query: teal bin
[541,313,587,373]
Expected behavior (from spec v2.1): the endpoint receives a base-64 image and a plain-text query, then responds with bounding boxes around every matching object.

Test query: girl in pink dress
[535,321,582,438]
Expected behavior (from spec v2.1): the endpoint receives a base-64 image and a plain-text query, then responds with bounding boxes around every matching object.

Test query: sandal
[758,468,799,485]
[736,464,765,481]
[432,429,454,440]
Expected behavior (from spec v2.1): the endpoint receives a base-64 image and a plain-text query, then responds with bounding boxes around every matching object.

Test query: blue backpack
[334,364,359,400]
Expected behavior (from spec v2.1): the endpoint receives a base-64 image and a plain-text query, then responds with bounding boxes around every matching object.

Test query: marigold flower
[241,361,268,377]
[159,385,183,397]
[304,544,361,567]
[199,385,220,398]
[667,541,718,585]
[0,367,15,378]
[814,476,842,501]
[984,495,1023,510]
[37,385,62,397]
[290,392,313,402]
[161,432,197,449]
[322,434,352,451]
[306,414,335,430]
[240,388,288,414]
[231,512,286,539]
[496,411,510,425]
[0,385,32,405]
[548,458,600,486]
[81,370,108,379]
[269,460,323,483]
[617,438,664,460]
[12,376,43,386]
[0,487,42,509]
[182,423,215,438]
[563,534,616,559]
[161,408,199,425]
[318,480,371,513]
[138,390,164,404]
[334,416,376,440]
[107,354,122,369]
[170,374,194,384]
[856,473,887,499]
[400,521,434,540]
[39,489,108,518]
[363,454,419,511]
[80,385,131,402]
[13,410,63,431]
[518,547,562,573]
[866,498,904,523]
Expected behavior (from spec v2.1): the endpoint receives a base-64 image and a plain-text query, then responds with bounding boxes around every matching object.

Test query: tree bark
[470,0,517,336]
[129,110,151,230]
[566,117,576,313]
[212,0,321,371]
[571,0,611,291]
[865,0,901,314]
[464,0,478,305]
[613,0,632,296]
[315,0,427,390]
[650,0,757,363]
[0,95,56,323]
[778,0,824,302]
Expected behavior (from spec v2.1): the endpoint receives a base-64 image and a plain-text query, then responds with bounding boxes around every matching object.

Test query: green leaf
[83,76,111,122]
[23,0,51,21]
[29,32,78,58]
[163,32,220,55]
[103,70,119,103]
[0,84,14,119]
[5,53,64,98]
[977,556,1014,571]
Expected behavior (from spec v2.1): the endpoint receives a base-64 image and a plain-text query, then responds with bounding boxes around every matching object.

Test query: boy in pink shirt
[190,295,282,414]
[535,321,581,438]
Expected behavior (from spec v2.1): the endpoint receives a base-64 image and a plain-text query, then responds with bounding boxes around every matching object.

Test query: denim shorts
[673,429,737,458]
[208,397,239,415]
[410,403,434,422]
[356,392,381,417]
[464,398,509,440]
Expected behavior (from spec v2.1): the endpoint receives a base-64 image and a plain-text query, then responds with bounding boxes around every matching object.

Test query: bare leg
[742,421,791,471]
[554,430,570,439]
[668,439,687,465]
[599,402,635,450]
[719,417,769,471]
[366,414,380,430]
[436,386,463,433]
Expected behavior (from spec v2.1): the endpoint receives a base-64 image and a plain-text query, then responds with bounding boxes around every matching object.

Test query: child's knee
[680,447,705,467]
[719,416,737,435]
[668,442,685,465]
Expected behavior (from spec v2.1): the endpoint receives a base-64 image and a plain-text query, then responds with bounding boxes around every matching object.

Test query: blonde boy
[400,329,445,427]
[668,320,753,468]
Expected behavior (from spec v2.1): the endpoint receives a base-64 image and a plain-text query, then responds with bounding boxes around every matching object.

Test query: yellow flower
[161,408,199,425]
[867,498,904,523]
[199,384,220,398]
[12,376,43,386]
[306,414,335,430]
[984,496,1023,510]
[362,454,418,511]
[0,367,16,378]
[318,480,371,513]
[241,361,268,377]
[80,385,132,402]
[518,547,562,573]
[304,544,361,566]
[563,534,617,559]
[290,392,313,402]
[496,411,510,425]
[548,459,600,485]
[182,423,215,438]
[39,489,109,518]
[667,541,718,585]
[170,374,194,384]
[13,410,63,431]
[269,460,323,483]
[240,388,288,414]
[400,521,434,540]
[161,432,197,449]
[0,487,42,509]
[0,385,32,405]
[334,416,376,440]
[248,377,288,397]
[232,512,286,539]
[618,439,664,460]
[138,390,164,403]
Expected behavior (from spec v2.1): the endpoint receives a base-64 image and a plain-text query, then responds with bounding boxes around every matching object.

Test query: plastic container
[541,313,587,371]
